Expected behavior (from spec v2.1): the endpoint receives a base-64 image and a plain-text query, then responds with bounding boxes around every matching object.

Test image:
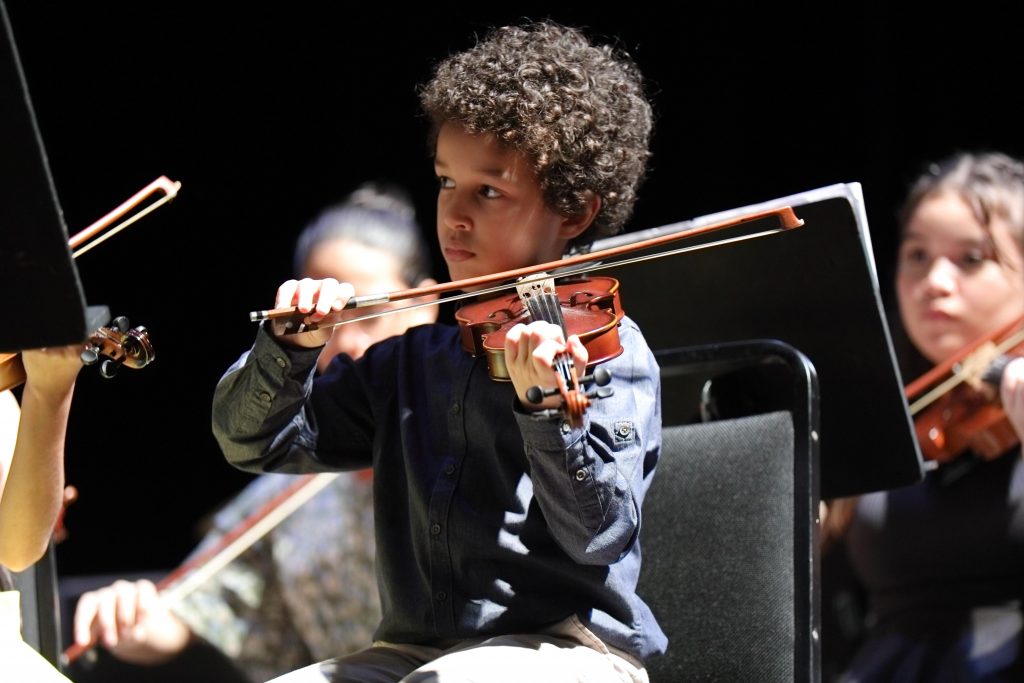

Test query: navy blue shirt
[211,317,666,662]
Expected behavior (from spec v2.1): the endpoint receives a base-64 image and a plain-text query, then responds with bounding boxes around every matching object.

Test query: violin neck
[520,286,576,385]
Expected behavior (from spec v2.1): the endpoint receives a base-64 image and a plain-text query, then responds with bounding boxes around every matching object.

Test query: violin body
[914,388,1019,462]
[455,275,624,380]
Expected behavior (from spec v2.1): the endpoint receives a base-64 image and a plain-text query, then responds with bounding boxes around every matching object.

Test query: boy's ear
[558,192,602,240]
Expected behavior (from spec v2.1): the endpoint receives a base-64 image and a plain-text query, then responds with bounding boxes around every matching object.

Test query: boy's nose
[441,195,472,231]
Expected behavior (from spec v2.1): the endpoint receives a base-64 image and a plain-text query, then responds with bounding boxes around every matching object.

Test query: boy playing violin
[212,20,663,683]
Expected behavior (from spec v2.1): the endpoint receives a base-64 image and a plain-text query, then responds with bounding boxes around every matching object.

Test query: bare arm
[0,346,82,570]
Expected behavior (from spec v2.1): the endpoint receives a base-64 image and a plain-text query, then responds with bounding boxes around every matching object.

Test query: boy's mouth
[444,246,474,262]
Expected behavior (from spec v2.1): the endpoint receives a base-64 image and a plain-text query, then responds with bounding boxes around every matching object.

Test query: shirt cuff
[512,398,588,450]
[254,321,323,381]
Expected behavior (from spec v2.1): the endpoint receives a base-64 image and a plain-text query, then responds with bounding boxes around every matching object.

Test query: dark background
[4,4,1023,578]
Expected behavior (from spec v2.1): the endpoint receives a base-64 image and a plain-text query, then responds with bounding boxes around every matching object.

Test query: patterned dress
[172,470,380,683]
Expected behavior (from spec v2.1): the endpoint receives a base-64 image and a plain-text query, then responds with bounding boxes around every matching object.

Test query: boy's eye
[479,185,501,199]
[437,176,454,190]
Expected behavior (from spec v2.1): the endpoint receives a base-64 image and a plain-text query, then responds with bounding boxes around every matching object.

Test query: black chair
[8,541,63,668]
[638,340,820,682]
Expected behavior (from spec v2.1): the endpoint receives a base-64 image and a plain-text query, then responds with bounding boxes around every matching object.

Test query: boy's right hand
[271,277,355,349]
[73,579,192,664]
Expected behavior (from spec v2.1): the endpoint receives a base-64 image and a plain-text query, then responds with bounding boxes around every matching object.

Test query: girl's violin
[0,176,177,393]
[906,315,1024,463]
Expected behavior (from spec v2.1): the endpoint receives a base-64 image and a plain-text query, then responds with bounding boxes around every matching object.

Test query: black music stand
[1,1,88,353]
[1,2,88,669]
[593,183,925,498]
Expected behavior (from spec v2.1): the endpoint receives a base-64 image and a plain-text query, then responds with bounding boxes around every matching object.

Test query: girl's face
[896,191,1024,364]
[304,239,435,371]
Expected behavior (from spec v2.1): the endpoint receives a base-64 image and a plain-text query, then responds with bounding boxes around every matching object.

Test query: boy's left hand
[504,321,588,411]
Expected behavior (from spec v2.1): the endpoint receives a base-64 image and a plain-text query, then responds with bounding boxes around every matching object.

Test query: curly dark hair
[418,21,653,246]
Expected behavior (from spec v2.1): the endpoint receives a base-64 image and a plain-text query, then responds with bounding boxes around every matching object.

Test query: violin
[0,176,177,392]
[455,274,623,378]
[456,274,620,426]
[0,313,155,394]
[253,205,805,422]
[906,315,1024,463]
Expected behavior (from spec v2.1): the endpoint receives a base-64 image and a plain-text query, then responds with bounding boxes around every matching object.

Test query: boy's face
[434,122,585,284]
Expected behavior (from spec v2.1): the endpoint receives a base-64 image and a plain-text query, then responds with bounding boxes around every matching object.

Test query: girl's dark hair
[293,181,432,285]
[899,151,1024,250]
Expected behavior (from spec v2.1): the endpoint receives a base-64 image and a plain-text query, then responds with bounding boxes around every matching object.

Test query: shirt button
[259,391,272,403]
[561,422,571,434]
[430,523,442,535]
[575,468,587,481]
[444,464,455,476]
[275,357,287,368]
[617,424,632,437]
[436,591,447,602]
[450,402,461,414]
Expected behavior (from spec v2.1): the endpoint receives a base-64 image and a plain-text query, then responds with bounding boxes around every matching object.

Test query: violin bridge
[515,274,557,302]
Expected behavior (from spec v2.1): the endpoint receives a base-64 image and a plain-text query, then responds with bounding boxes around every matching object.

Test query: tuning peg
[80,344,99,365]
[99,359,120,379]
[526,384,558,405]
[111,316,130,333]
[580,367,611,386]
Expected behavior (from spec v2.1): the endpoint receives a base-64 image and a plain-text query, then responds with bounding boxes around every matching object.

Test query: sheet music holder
[593,183,925,498]
[0,2,88,353]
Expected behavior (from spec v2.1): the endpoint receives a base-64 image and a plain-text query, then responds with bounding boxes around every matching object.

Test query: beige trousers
[267,615,648,683]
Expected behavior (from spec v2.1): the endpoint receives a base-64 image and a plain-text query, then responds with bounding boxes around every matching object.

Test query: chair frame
[652,338,821,682]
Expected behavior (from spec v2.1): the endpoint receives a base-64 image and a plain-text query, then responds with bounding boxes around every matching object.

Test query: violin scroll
[525,366,613,407]
[80,315,156,379]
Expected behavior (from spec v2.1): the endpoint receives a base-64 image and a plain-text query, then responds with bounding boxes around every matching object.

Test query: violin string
[304,227,784,333]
